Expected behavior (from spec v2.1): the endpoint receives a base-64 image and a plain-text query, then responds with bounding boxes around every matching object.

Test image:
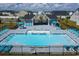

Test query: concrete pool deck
[26,25,56,31]
[0,29,27,42]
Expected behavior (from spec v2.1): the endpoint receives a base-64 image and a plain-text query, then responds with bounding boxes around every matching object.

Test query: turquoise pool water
[19,22,32,28]
[2,34,76,46]
[24,23,32,26]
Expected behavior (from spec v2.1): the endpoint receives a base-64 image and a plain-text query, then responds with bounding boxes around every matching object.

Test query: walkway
[26,25,56,31]
[66,30,79,45]
[0,29,27,42]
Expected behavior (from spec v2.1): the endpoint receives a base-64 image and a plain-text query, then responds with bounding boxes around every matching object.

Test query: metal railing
[0,45,79,55]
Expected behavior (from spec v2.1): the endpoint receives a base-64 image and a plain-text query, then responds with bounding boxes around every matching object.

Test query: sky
[0,3,79,11]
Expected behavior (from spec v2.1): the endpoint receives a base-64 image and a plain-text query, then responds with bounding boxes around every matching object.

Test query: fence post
[49,46,50,56]
[63,46,64,56]
[21,46,23,56]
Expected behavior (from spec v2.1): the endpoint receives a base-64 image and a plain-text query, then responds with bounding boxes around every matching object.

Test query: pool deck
[0,29,27,42]
[66,31,78,44]
[26,25,56,31]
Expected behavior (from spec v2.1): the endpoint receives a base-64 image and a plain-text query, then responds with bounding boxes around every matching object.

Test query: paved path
[10,29,27,34]
[26,25,56,31]
[0,31,10,42]
[66,31,79,45]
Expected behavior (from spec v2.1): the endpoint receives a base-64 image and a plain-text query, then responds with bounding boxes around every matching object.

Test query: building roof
[75,8,79,11]
[70,8,79,25]
[52,11,73,16]
[24,14,34,19]
[46,14,57,19]
[0,10,18,13]
[0,16,19,18]
[0,10,19,16]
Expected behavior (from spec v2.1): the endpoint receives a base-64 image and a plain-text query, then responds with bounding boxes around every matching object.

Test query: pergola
[32,14,50,25]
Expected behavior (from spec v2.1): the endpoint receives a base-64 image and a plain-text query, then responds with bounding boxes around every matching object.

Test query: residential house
[70,8,79,25]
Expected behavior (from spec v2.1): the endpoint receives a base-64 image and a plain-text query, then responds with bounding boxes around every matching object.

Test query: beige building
[0,16,19,23]
[2,12,14,16]
[15,10,28,17]
[32,12,50,25]
[70,9,79,25]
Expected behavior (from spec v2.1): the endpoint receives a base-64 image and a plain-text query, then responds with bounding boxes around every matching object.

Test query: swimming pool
[1,33,76,46]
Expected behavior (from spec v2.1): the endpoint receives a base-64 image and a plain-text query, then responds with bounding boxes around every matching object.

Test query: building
[52,11,73,19]
[70,8,79,25]
[45,11,56,19]
[0,16,19,23]
[15,10,28,17]
[0,10,20,24]
[32,11,50,25]
[0,10,19,16]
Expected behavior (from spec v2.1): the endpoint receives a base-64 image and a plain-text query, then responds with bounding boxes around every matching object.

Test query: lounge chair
[64,46,76,55]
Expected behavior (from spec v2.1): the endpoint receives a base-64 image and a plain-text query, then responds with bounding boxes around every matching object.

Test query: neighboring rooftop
[51,11,74,16]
